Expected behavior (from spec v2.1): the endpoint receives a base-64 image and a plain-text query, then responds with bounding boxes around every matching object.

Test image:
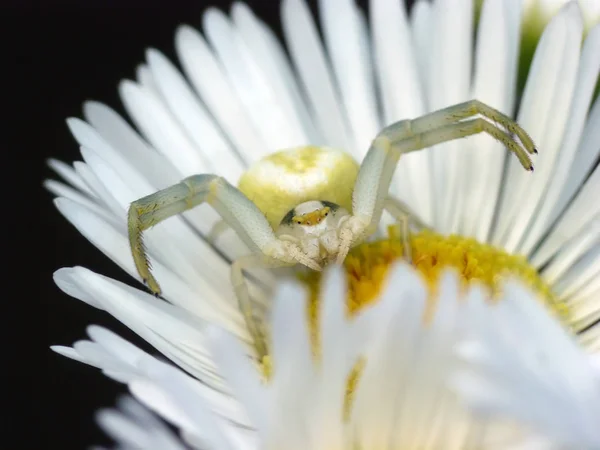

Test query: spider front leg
[383,196,430,231]
[127,174,319,294]
[336,99,538,264]
[383,196,431,261]
[128,175,321,359]
[231,254,294,359]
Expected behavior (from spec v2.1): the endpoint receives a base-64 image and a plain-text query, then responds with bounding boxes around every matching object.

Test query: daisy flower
[68,265,600,449]
[47,0,599,447]
[522,0,599,31]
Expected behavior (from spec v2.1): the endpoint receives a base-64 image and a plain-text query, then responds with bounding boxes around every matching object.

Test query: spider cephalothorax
[127,100,536,357]
[276,200,351,264]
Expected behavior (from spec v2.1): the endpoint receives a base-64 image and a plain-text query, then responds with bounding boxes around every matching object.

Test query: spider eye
[296,220,301,224]
[324,212,328,216]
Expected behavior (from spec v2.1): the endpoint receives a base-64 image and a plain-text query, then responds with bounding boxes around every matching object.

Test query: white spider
[128,100,536,357]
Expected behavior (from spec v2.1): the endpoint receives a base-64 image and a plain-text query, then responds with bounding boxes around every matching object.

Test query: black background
[24,0,395,448]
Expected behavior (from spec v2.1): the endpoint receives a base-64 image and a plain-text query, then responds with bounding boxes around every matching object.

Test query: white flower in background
[47,0,599,447]
[59,266,600,449]
[516,0,599,94]
[523,0,599,30]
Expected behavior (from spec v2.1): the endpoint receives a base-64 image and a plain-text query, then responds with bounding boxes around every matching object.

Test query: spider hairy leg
[128,174,279,295]
[346,100,537,265]
[410,118,534,170]
[383,196,430,231]
[383,196,431,262]
[409,99,537,160]
[128,180,199,295]
[207,219,229,244]
[231,254,292,360]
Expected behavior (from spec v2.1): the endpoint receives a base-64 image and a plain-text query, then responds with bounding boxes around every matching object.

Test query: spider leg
[343,100,537,263]
[387,99,537,157]
[232,254,294,360]
[383,196,430,231]
[207,219,229,244]
[383,196,431,262]
[128,174,280,295]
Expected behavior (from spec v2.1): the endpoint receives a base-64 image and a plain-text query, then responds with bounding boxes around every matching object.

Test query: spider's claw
[336,247,350,265]
[144,273,162,297]
[533,148,538,154]
[307,260,323,272]
[530,165,534,172]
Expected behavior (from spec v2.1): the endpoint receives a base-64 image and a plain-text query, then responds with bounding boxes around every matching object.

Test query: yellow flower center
[305,227,566,331]
[261,227,568,382]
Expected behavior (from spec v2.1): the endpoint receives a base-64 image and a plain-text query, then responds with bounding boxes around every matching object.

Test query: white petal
[175,24,267,164]
[409,0,433,101]
[135,63,159,96]
[310,267,351,448]
[267,282,315,448]
[129,380,199,434]
[72,160,123,215]
[569,290,600,332]
[519,24,600,256]
[541,219,600,283]
[76,144,247,299]
[568,273,600,308]
[231,3,318,144]
[351,265,431,447]
[97,397,187,450]
[47,158,93,196]
[555,93,600,215]
[464,0,519,241]
[118,79,210,176]
[454,281,600,448]
[426,0,474,233]
[146,48,245,182]
[203,8,306,152]
[53,198,243,331]
[319,0,379,154]
[44,179,115,225]
[554,243,600,299]
[532,164,600,267]
[54,326,155,383]
[494,2,583,252]
[371,0,433,223]
[209,326,267,435]
[281,0,353,151]
[68,118,158,199]
[138,356,250,448]
[579,322,600,352]
[54,267,238,389]
[83,101,181,190]
[530,96,600,264]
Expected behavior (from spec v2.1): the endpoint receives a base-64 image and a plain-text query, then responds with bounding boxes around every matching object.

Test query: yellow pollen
[260,228,568,418]
[303,227,566,333]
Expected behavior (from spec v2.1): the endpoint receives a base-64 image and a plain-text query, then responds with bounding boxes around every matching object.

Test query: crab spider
[128,99,536,357]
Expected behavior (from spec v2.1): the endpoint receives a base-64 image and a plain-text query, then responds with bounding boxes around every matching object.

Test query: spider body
[237,145,358,228]
[276,200,351,264]
[127,100,537,357]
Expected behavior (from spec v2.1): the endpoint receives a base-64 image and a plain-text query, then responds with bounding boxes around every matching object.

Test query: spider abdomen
[237,146,358,228]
